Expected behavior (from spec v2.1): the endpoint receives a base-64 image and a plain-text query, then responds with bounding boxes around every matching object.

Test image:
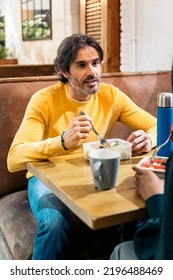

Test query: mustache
[83,75,99,82]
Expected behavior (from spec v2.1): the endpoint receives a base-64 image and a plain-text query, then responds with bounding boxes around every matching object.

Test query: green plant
[0,21,5,41]
[22,13,51,41]
[0,45,11,59]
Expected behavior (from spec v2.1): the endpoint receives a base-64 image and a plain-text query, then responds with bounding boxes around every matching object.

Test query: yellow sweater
[7,82,156,177]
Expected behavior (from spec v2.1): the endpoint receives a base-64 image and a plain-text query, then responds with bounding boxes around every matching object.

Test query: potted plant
[0,45,18,64]
[0,20,17,64]
[0,45,10,58]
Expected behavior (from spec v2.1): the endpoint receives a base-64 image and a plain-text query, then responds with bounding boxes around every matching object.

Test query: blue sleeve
[145,194,164,218]
[134,152,173,260]
[133,194,164,259]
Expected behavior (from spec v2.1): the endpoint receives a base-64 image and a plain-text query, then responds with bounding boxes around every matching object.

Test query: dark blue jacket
[134,152,173,260]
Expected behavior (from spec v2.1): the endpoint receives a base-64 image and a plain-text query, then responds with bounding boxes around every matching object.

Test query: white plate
[83,138,132,161]
[136,155,168,179]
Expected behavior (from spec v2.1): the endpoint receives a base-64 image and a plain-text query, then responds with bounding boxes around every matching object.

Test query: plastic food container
[136,156,168,179]
[83,138,132,161]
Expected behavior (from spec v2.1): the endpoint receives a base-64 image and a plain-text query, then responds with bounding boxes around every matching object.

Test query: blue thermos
[157,92,173,157]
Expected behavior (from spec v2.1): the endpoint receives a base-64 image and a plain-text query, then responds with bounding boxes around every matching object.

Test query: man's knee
[38,208,69,234]
[38,193,71,220]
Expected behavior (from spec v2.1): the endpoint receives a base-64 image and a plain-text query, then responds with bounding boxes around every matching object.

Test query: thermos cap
[157,92,173,107]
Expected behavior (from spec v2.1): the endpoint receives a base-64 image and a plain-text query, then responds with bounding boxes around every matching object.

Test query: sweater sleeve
[133,194,164,260]
[113,87,157,148]
[7,90,68,172]
[145,194,164,218]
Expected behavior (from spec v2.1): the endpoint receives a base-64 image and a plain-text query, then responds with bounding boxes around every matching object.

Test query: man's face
[64,46,102,100]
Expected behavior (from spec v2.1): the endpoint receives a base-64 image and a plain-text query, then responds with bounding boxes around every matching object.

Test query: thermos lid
[157,92,173,107]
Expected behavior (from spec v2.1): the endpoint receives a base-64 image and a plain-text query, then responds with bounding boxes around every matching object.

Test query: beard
[68,75,100,95]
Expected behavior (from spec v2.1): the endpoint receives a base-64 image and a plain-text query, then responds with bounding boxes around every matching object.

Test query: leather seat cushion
[0,190,37,259]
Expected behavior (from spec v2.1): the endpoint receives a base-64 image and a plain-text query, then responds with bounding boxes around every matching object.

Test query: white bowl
[83,138,132,161]
[136,155,168,179]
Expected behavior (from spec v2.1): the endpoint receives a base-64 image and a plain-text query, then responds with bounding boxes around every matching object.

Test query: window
[0,16,5,47]
[21,0,52,41]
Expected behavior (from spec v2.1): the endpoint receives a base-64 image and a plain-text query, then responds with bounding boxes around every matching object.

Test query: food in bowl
[136,156,168,179]
[140,158,167,170]
[83,138,132,161]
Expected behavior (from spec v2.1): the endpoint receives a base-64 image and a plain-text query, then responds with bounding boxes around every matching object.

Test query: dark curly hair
[54,33,104,83]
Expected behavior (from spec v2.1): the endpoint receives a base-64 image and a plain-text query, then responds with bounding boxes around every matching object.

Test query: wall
[1,0,173,71]
[0,0,80,64]
[136,0,173,71]
[120,0,173,72]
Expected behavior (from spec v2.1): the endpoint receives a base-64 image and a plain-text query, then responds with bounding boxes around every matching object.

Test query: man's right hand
[62,114,92,149]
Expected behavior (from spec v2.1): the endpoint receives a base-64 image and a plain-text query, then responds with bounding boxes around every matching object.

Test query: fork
[151,133,172,160]
[79,111,111,148]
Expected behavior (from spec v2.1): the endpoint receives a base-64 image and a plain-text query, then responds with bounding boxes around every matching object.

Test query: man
[7,34,156,259]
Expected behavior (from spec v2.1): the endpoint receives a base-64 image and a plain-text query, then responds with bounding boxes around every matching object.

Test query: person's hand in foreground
[132,166,164,201]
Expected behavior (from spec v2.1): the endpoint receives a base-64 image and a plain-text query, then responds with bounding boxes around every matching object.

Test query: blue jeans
[28,176,71,260]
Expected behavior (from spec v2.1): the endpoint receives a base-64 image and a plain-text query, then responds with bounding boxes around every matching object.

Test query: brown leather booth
[0,64,55,78]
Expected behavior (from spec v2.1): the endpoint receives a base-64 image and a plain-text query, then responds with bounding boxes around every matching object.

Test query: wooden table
[26,153,147,230]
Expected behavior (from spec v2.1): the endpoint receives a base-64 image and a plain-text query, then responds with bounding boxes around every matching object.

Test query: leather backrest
[102,71,172,139]
[0,76,58,197]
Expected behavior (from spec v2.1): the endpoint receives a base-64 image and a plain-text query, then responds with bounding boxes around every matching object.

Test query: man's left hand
[127,130,152,155]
